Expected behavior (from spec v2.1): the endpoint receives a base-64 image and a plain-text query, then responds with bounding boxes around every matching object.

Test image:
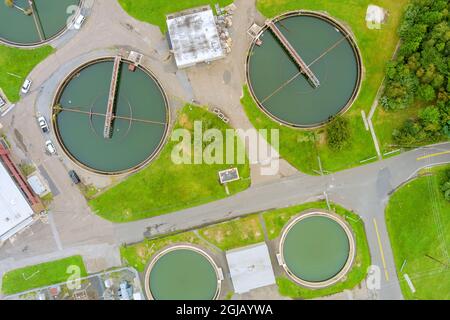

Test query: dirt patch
[14,129,28,153]
[136,245,148,259]
[178,113,193,130]
[215,230,225,243]
[316,130,327,146]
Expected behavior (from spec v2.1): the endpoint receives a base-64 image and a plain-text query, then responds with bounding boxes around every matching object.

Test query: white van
[73,14,86,30]
[21,79,32,94]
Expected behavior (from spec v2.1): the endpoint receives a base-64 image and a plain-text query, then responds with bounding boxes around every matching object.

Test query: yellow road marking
[373,218,390,281]
[417,150,450,161]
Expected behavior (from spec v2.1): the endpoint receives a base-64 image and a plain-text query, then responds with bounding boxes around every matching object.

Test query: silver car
[45,140,56,155]
[37,116,49,133]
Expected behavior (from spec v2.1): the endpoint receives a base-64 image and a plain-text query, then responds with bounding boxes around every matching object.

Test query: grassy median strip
[118,0,233,33]
[263,201,371,299]
[90,105,251,222]
[1,255,87,295]
[121,215,264,271]
[0,45,53,103]
[198,214,264,251]
[386,165,450,300]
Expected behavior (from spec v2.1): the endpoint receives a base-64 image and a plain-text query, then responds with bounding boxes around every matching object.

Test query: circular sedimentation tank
[52,57,169,175]
[246,11,362,128]
[0,0,81,46]
[144,245,221,300]
[279,211,355,288]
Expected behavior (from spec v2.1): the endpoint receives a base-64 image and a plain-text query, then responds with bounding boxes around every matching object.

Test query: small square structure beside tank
[226,243,276,294]
[166,5,225,68]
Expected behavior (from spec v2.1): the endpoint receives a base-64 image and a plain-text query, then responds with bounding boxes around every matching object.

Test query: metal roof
[0,161,34,242]
[226,243,276,294]
[166,6,225,68]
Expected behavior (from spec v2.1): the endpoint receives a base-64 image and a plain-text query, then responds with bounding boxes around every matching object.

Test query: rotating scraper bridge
[52,57,169,174]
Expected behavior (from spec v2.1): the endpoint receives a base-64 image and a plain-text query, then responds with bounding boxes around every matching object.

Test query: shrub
[327,117,351,151]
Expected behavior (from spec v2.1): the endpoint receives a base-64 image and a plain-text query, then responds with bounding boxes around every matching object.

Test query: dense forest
[380,0,449,146]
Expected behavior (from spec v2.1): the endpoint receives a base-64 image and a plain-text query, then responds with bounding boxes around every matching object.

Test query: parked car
[45,140,56,155]
[73,14,86,30]
[68,170,81,184]
[37,116,49,133]
[21,79,32,94]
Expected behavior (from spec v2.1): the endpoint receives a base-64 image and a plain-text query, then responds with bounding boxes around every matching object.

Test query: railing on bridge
[266,20,320,88]
[103,56,122,139]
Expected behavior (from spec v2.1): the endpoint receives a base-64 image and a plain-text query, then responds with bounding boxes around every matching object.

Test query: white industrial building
[226,243,276,294]
[0,161,35,242]
[166,6,225,68]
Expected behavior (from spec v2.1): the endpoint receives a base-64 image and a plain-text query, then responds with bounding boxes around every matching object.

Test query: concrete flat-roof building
[226,243,276,294]
[0,161,35,242]
[166,6,225,69]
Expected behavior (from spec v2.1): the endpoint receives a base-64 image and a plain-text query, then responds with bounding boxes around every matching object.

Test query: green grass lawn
[198,214,264,251]
[386,165,450,300]
[373,103,425,154]
[1,255,87,295]
[242,0,408,174]
[118,0,233,33]
[242,86,376,174]
[373,100,448,154]
[90,105,251,222]
[263,201,371,299]
[0,45,53,103]
[121,215,263,271]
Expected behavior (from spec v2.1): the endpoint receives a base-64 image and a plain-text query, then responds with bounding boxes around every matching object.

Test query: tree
[419,106,441,132]
[418,84,436,101]
[326,117,351,151]
[380,0,449,145]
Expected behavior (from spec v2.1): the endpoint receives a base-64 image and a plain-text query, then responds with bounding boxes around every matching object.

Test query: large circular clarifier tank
[53,57,169,174]
[0,0,81,46]
[145,246,221,300]
[280,211,355,288]
[247,11,362,128]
